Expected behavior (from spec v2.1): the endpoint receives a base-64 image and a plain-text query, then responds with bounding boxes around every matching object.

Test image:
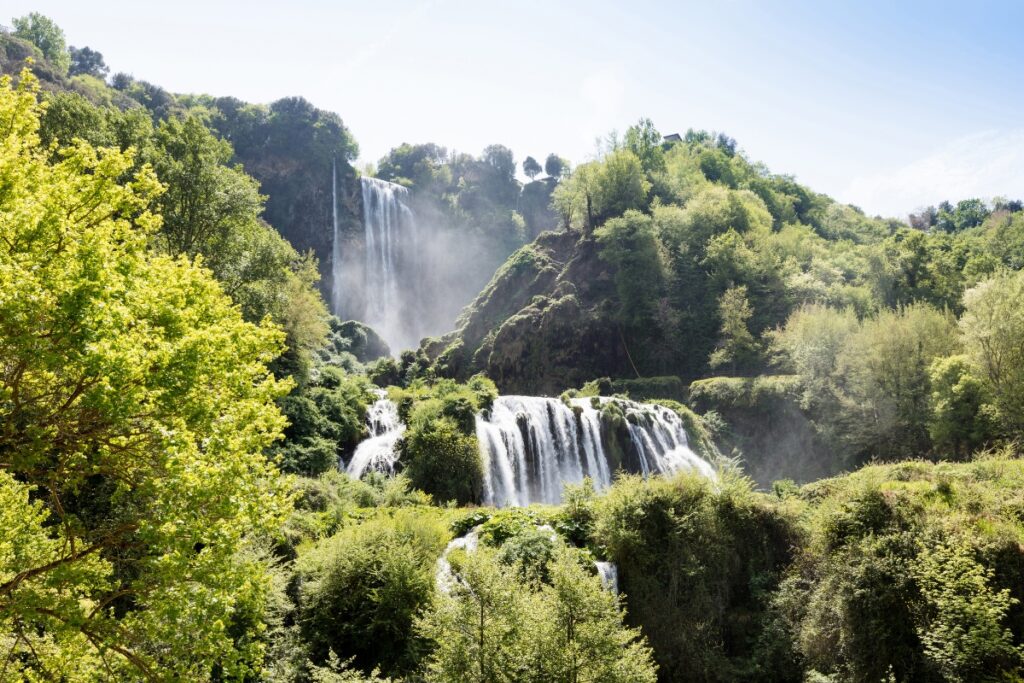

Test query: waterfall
[346,389,404,479]
[476,396,716,506]
[330,159,342,315]
[358,176,418,352]
[435,526,481,594]
[595,561,619,594]
[345,393,716,507]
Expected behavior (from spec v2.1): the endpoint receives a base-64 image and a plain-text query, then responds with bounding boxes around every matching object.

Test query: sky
[6,0,1023,218]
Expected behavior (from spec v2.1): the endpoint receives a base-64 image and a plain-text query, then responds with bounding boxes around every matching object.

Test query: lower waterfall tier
[477,396,715,506]
[345,394,717,506]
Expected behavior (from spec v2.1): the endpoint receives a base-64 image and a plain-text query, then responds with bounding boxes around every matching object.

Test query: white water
[476,396,715,506]
[330,159,342,315]
[346,389,404,478]
[358,176,418,352]
[345,393,716,506]
[595,561,619,594]
[435,527,480,594]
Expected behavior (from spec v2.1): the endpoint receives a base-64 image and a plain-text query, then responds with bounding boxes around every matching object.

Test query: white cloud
[842,130,1024,218]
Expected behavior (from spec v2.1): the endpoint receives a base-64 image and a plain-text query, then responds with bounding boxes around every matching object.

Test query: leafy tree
[151,113,329,377]
[551,151,650,233]
[551,160,601,232]
[959,270,1024,433]
[297,511,448,677]
[837,304,959,458]
[594,472,795,682]
[544,153,566,179]
[927,355,995,458]
[68,45,108,78]
[0,71,289,678]
[935,198,990,233]
[420,546,531,682]
[596,149,652,222]
[420,544,657,682]
[624,117,665,173]
[532,546,659,683]
[273,366,376,475]
[913,540,1023,681]
[401,416,483,505]
[709,286,758,374]
[152,114,265,258]
[596,210,667,328]
[12,13,70,75]
[377,141,451,191]
[522,155,542,180]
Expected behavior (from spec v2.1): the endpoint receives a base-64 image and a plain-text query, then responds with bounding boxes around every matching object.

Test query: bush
[401,417,483,505]
[297,511,450,677]
[593,471,798,682]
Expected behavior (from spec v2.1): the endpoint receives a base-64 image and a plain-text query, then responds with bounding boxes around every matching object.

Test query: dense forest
[4,12,1024,683]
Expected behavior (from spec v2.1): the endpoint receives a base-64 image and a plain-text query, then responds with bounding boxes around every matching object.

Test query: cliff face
[425,230,641,395]
[208,98,365,308]
[234,148,362,304]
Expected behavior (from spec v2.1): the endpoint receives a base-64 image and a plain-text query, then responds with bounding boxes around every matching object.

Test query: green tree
[596,149,651,222]
[551,151,650,233]
[420,547,531,682]
[927,355,995,458]
[624,117,665,173]
[401,417,483,505]
[959,270,1024,434]
[68,45,108,78]
[596,210,667,329]
[838,304,959,458]
[531,547,658,683]
[709,285,758,374]
[297,511,448,677]
[151,113,329,377]
[12,13,70,75]
[913,540,1022,681]
[551,160,601,232]
[522,155,542,180]
[544,153,566,179]
[420,544,657,683]
[0,71,289,678]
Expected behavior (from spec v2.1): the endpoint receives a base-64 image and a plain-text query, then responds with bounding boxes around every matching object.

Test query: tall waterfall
[346,389,404,479]
[357,176,418,351]
[330,159,348,317]
[476,396,716,506]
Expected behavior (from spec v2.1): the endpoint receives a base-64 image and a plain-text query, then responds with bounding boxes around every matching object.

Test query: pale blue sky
[6,1,1023,217]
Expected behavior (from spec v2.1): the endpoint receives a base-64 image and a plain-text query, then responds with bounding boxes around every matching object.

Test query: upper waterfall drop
[331,172,422,353]
[360,176,417,349]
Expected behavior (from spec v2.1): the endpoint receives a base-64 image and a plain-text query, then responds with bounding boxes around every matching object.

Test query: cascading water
[330,159,342,316]
[344,392,716,507]
[358,176,418,351]
[346,389,404,479]
[595,561,619,594]
[476,396,716,507]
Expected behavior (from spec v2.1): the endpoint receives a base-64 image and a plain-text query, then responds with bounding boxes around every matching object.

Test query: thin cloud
[338,0,445,77]
[844,129,1024,218]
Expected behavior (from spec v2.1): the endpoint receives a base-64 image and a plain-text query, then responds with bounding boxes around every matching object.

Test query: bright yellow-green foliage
[421,543,657,683]
[0,71,290,679]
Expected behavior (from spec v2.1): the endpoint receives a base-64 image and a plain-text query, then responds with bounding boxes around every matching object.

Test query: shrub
[401,416,483,504]
[297,511,450,677]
